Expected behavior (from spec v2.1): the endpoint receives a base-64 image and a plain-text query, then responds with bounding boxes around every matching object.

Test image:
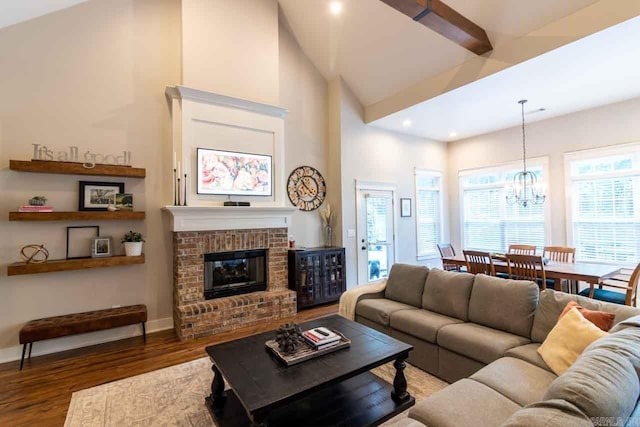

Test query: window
[415,170,442,258]
[459,159,548,253]
[565,144,640,263]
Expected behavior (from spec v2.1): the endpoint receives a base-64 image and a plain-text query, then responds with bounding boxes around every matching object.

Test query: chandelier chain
[521,100,526,172]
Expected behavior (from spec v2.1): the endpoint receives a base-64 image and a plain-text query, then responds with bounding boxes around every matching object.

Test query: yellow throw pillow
[538,307,608,375]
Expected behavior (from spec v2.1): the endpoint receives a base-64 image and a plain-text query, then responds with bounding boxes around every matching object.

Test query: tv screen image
[197,148,272,196]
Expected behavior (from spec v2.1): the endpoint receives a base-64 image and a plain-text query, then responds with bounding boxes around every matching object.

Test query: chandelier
[505,99,546,208]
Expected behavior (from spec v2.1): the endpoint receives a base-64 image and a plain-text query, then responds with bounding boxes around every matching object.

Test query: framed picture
[91,236,113,258]
[197,148,273,196]
[115,193,133,211]
[79,181,125,211]
[400,198,412,217]
[66,226,100,259]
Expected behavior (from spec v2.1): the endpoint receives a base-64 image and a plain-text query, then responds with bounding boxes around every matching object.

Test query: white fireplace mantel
[163,206,297,232]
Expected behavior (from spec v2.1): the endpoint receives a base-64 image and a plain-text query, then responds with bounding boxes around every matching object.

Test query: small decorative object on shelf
[319,202,335,247]
[121,230,145,257]
[28,196,47,206]
[31,144,132,166]
[91,236,113,258]
[107,205,118,212]
[116,193,133,211]
[275,323,303,355]
[20,244,49,264]
[66,226,100,259]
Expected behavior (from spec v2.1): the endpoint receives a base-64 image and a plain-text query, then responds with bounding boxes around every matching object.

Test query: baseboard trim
[0,317,174,364]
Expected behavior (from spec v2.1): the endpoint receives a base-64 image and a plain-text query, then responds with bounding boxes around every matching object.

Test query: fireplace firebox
[204,249,267,299]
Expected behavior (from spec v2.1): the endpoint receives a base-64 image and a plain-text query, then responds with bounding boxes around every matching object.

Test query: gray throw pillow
[384,263,429,307]
[422,268,475,321]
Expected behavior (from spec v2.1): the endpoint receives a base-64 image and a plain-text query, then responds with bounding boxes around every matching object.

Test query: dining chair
[508,244,537,255]
[579,263,640,306]
[506,254,547,290]
[543,246,576,263]
[437,243,462,272]
[543,246,576,292]
[463,250,495,276]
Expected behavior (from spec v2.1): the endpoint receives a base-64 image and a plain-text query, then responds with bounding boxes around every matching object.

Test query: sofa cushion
[544,327,640,422]
[468,274,539,338]
[610,314,640,333]
[438,322,530,365]
[504,343,551,372]
[409,379,520,427]
[531,289,639,343]
[470,357,557,406]
[500,399,593,427]
[559,300,615,331]
[390,309,462,343]
[355,298,417,326]
[384,264,429,307]
[421,268,475,321]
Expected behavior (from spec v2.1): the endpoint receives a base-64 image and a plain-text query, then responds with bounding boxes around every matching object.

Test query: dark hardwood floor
[0,303,338,427]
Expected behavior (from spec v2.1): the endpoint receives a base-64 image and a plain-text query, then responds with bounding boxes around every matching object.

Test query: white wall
[182,0,280,105]
[339,80,448,287]
[279,13,329,248]
[447,96,640,252]
[0,0,180,361]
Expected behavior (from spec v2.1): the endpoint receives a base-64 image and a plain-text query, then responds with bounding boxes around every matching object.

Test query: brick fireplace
[172,227,297,340]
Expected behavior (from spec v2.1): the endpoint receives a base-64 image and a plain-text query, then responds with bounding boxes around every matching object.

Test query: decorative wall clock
[287,166,326,211]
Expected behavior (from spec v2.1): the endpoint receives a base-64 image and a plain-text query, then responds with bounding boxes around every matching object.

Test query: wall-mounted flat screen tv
[197,148,273,196]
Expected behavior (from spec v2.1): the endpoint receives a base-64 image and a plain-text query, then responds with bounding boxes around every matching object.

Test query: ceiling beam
[380,0,492,55]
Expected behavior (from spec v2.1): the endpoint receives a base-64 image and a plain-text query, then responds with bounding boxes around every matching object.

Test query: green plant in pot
[121,230,145,257]
[29,196,48,206]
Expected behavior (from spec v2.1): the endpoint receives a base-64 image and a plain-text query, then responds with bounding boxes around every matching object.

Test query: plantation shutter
[415,171,441,257]
[567,150,640,263]
[460,162,547,253]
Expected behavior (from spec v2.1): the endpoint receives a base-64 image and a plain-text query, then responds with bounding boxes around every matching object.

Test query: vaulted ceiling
[278,0,597,106]
[0,0,89,29]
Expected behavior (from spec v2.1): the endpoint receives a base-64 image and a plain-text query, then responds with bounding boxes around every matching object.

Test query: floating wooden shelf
[9,160,146,178]
[7,255,145,276]
[9,211,146,221]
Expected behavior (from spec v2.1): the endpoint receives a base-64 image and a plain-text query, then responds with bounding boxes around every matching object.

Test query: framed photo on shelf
[115,193,133,211]
[400,198,412,218]
[91,236,113,258]
[79,181,125,211]
[66,226,100,259]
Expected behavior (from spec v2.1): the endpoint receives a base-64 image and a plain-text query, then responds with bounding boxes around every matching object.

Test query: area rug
[64,357,447,426]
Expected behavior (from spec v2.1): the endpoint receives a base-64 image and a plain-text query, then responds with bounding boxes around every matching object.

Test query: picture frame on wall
[91,236,113,258]
[400,198,412,217]
[66,226,100,259]
[79,181,125,211]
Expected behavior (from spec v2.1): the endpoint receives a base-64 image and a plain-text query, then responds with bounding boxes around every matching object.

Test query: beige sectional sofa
[350,264,640,426]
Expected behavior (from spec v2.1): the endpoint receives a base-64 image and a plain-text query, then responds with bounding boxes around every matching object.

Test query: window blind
[415,171,442,257]
[567,149,640,263]
[460,163,547,253]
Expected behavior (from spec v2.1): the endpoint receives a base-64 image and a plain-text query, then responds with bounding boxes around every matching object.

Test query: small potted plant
[121,230,145,257]
[29,196,48,206]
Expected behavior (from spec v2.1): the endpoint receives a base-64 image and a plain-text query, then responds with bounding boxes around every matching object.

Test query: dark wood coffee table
[205,315,414,426]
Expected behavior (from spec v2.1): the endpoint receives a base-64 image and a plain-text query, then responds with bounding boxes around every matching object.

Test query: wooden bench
[18,304,147,370]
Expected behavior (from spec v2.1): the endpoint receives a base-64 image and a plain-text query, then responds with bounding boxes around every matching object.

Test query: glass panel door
[357,188,395,283]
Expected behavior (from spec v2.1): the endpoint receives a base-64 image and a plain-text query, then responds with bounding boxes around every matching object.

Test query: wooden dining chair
[579,263,640,306]
[506,254,547,290]
[508,244,537,255]
[438,243,461,272]
[543,246,576,263]
[463,250,495,276]
[543,246,576,292]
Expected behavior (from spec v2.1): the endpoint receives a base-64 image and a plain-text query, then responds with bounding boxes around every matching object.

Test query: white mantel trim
[163,206,297,232]
[165,86,288,118]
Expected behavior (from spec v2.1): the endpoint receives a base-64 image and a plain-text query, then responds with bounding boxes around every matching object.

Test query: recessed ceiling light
[329,1,343,15]
[449,132,457,138]
[402,119,412,128]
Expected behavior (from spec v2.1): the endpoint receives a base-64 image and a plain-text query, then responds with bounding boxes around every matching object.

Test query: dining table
[442,254,620,293]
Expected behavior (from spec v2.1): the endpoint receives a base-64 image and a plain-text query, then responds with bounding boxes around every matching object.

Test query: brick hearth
[173,228,297,340]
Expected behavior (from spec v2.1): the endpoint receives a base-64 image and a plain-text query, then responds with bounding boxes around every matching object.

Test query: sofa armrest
[338,279,387,320]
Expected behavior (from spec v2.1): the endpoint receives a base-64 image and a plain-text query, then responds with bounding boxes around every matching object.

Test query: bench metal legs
[20,342,32,371]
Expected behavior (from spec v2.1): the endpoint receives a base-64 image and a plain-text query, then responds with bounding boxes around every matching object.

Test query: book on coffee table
[302,327,341,348]
[266,328,350,366]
